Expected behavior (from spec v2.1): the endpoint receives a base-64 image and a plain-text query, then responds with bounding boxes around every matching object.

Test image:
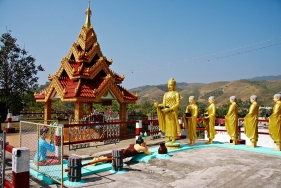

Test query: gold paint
[106,74,111,79]
[119,103,127,135]
[165,142,181,149]
[244,97,259,147]
[84,2,92,29]
[269,95,281,151]
[203,97,217,144]
[74,102,83,120]
[225,97,239,145]
[154,78,181,143]
[183,96,198,146]
[44,100,52,121]
[103,90,108,97]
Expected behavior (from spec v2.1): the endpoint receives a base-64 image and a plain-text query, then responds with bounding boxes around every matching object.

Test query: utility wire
[126,36,281,74]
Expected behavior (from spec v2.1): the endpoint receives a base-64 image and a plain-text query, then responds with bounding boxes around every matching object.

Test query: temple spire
[84,2,92,29]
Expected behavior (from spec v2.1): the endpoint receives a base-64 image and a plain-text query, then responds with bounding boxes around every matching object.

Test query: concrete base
[165,142,181,149]
[5,127,16,133]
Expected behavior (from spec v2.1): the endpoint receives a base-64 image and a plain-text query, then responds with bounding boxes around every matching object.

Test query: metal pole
[1,131,6,188]
[61,125,64,188]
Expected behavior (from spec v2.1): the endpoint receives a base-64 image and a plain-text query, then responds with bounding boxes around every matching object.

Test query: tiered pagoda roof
[35,4,138,104]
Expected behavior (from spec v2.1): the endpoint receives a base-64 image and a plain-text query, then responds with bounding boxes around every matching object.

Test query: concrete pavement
[4,133,281,188]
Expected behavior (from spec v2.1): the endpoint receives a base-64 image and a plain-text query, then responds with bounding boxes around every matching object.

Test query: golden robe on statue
[269,102,281,144]
[184,104,198,140]
[156,91,181,137]
[225,103,238,140]
[203,103,217,140]
[244,102,259,142]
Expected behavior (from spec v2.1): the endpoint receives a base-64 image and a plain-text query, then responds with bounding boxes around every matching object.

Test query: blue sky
[1,0,281,89]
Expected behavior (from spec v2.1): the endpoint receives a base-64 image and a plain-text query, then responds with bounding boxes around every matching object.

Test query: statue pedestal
[230,139,245,145]
[165,142,181,149]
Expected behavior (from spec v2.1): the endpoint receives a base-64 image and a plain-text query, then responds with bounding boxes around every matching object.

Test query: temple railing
[63,119,161,151]
[195,117,269,134]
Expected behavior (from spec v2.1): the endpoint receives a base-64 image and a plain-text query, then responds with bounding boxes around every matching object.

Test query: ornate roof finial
[84,1,92,29]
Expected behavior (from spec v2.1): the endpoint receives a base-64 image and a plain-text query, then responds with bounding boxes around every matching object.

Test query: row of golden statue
[154,78,281,151]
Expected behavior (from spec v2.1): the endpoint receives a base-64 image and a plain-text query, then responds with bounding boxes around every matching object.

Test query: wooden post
[44,99,51,121]
[112,149,123,171]
[74,102,83,121]
[119,103,127,135]
[68,156,82,182]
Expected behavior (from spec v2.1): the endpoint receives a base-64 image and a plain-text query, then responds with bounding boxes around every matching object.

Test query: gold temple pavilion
[34,4,138,134]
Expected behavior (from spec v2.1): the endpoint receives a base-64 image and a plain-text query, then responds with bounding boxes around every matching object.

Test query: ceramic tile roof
[59,78,68,88]
[34,92,45,99]
[117,85,138,100]
[114,75,124,83]
[63,80,79,98]
[78,79,101,98]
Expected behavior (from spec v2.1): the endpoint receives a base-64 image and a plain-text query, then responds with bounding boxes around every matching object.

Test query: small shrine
[34,3,138,134]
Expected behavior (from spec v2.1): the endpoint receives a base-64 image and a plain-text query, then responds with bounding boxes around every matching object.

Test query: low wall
[204,126,275,148]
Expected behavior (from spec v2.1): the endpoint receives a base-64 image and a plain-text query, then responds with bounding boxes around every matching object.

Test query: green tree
[237,98,251,118]
[139,101,154,116]
[23,91,44,111]
[127,103,140,114]
[216,103,230,118]
[197,102,207,117]
[0,31,44,114]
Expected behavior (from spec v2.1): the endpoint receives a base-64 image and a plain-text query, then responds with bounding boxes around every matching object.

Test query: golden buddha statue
[153,78,181,144]
[183,96,198,146]
[244,95,259,148]
[225,96,238,145]
[203,96,217,144]
[269,94,281,151]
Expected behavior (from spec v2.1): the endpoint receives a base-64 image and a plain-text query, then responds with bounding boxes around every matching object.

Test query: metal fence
[19,119,161,186]
[0,131,6,188]
[64,120,121,150]
[20,121,64,186]
[63,120,161,151]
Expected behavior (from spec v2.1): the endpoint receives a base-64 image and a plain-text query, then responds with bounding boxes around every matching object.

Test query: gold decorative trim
[74,80,81,94]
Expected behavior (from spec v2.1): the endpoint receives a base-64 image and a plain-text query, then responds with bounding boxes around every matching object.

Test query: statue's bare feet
[171,139,176,143]
[166,138,171,142]
[205,141,210,144]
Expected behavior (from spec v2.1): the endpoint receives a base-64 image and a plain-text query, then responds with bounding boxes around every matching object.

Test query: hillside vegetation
[130,79,281,107]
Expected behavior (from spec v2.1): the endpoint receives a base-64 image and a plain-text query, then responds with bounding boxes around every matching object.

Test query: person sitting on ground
[92,136,151,164]
[34,126,60,166]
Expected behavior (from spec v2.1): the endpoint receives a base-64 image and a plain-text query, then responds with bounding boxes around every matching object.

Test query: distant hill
[250,75,281,81]
[130,79,281,107]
